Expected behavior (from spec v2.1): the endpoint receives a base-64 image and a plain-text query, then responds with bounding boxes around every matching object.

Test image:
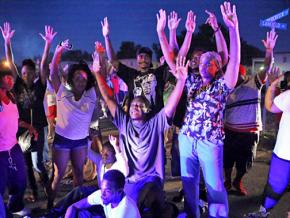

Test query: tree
[116,41,141,59]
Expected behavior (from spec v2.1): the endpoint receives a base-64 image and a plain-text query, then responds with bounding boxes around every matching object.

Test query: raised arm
[39,25,57,85]
[205,10,228,66]
[220,2,240,89]
[101,17,119,70]
[167,11,181,55]
[0,22,19,79]
[50,40,70,92]
[178,10,196,57]
[259,29,278,82]
[265,67,283,113]
[92,51,116,118]
[108,134,129,177]
[156,9,176,71]
[164,56,188,118]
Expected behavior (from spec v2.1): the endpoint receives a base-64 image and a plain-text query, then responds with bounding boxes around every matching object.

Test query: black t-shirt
[13,77,47,134]
[117,63,169,115]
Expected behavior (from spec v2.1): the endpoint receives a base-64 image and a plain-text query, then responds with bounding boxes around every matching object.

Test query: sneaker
[12,207,31,216]
[224,179,232,192]
[245,206,270,218]
[233,180,247,196]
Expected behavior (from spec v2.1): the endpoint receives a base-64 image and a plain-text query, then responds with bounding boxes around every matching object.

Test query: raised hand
[101,17,110,37]
[55,39,71,54]
[205,10,219,31]
[172,56,189,81]
[262,29,278,50]
[95,41,105,54]
[167,11,181,31]
[156,9,166,32]
[0,22,15,42]
[268,66,282,85]
[39,25,57,44]
[185,10,196,33]
[108,134,121,153]
[220,1,238,29]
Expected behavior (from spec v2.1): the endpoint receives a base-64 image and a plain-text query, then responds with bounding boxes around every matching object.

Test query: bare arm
[167,11,181,55]
[50,40,70,93]
[39,25,57,85]
[156,9,176,72]
[108,134,129,176]
[0,22,19,79]
[92,51,117,118]
[101,17,119,70]
[259,30,278,83]
[65,198,91,218]
[265,67,283,113]
[178,11,196,57]
[164,56,188,118]
[205,10,228,66]
[221,2,240,89]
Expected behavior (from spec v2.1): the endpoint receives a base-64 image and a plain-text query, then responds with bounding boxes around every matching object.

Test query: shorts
[53,133,88,151]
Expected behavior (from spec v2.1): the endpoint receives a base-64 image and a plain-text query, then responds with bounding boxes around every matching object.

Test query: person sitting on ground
[65,169,140,218]
[44,134,129,218]
[93,41,188,217]
[245,68,290,218]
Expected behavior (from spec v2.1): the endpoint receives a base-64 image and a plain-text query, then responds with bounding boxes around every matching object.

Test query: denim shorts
[53,133,88,150]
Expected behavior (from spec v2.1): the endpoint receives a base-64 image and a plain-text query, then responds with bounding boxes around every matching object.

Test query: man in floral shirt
[178,3,241,218]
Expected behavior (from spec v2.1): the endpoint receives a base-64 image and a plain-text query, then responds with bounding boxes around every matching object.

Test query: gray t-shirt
[114,106,171,183]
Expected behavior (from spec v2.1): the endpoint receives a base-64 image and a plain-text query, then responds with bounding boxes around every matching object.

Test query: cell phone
[59,41,73,50]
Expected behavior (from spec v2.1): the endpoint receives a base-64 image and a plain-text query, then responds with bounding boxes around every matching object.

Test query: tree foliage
[116,41,141,59]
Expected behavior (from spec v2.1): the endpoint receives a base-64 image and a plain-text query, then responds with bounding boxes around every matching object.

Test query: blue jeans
[0,144,27,215]
[179,134,228,218]
[263,153,290,210]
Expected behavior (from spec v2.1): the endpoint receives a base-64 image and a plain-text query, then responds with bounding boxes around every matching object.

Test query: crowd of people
[0,2,289,218]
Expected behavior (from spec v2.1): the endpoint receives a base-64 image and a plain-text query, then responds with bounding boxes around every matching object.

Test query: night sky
[0,0,289,64]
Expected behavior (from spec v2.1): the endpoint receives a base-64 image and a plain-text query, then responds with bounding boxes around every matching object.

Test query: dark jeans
[124,176,165,218]
[0,144,27,216]
[24,127,49,195]
[47,185,98,218]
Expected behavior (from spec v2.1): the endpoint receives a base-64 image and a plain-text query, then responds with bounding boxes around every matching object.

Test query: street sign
[265,8,289,22]
[260,8,289,30]
[260,20,287,30]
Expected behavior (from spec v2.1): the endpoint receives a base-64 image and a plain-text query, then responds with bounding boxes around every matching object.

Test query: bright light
[259,66,265,71]
[3,61,10,67]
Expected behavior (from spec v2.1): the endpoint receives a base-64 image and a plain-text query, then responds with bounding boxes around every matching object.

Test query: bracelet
[214,26,220,33]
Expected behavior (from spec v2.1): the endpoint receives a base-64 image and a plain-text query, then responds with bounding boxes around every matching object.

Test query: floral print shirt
[180,73,232,145]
